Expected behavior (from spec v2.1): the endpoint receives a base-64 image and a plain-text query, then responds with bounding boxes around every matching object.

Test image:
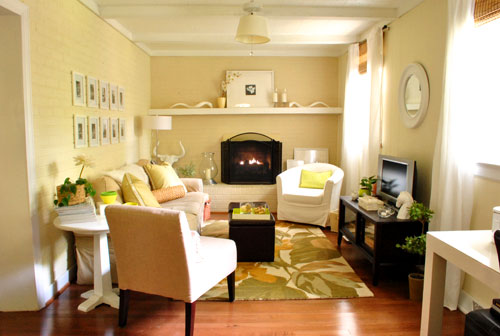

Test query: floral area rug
[200,220,373,300]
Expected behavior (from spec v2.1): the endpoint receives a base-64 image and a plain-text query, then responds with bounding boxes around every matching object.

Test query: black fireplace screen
[221,133,282,184]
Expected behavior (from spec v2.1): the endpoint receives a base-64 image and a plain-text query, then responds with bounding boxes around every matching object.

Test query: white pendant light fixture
[235,0,270,44]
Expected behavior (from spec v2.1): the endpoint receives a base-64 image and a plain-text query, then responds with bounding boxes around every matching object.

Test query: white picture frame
[118,87,125,111]
[100,117,110,145]
[119,118,126,142]
[110,117,119,144]
[87,76,98,108]
[110,84,118,110]
[226,70,274,108]
[74,115,87,148]
[72,71,85,107]
[88,116,100,147]
[99,80,109,110]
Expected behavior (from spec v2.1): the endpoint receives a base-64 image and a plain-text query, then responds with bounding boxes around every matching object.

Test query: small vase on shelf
[217,97,226,108]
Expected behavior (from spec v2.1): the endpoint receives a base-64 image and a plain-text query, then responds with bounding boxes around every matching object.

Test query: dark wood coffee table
[228,202,275,262]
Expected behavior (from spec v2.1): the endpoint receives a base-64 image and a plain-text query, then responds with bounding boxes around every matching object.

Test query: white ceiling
[80,0,423,56]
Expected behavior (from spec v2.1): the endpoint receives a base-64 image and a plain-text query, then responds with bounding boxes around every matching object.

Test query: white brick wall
[204,184,277,212]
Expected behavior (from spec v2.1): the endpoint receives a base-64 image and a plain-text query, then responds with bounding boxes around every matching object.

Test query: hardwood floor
[0,214,466,335]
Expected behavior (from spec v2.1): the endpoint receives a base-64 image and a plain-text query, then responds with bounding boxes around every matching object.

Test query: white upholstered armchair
[277,163,344,227]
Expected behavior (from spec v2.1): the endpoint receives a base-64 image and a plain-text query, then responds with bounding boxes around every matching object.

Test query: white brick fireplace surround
[204,184,277,213]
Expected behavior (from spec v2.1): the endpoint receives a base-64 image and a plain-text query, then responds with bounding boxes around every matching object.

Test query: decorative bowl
[100,191,117,204]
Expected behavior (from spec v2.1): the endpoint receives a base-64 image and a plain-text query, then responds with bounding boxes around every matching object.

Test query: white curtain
[429,0,475,310]
[341,27,383,195]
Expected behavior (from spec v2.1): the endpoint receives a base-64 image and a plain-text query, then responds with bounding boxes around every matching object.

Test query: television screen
[380,160,408,199]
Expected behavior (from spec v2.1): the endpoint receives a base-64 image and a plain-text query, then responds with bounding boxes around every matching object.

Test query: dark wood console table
[338,196,425,285]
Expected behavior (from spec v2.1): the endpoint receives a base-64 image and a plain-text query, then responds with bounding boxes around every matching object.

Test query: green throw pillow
[299,170,333,189]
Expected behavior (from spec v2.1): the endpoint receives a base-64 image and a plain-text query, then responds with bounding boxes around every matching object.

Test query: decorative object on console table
[359,175,377,197]
[200,152,218,185]
[396,191,413,219]
[395,201,433,301]
[156,141,185,166]
[358,196,384,211]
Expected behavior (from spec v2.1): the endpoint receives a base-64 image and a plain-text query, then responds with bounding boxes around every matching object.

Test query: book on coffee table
[232,202,270,220]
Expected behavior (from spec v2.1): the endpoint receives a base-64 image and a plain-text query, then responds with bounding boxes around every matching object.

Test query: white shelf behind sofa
[149,107,342,116]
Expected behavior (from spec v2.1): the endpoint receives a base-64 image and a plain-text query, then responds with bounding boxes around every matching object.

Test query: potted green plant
[359,175,377,197]
[54,155,96,207]
[177,162,196,178]
[396,201,434,300]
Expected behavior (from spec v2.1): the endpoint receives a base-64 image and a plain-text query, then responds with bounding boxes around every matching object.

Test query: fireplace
[221,133,282,184]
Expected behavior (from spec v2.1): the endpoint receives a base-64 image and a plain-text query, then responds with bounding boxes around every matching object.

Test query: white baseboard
[458,289,485,315]
[40,265,76,307]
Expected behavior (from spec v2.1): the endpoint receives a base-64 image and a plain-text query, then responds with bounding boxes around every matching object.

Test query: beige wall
[151,57,341,180]
[18,0,150,305]
[383,0,499,308]
[0,13,39,311]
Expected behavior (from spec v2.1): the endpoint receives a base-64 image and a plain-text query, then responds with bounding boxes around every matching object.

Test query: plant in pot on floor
[359,175,377,197]
[54,155,96,207]
[396,201,434,301]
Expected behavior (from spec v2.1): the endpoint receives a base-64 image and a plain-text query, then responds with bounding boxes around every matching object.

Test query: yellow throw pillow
[299,170,333,189]
[151,185,186,203]
[144,163,187,192]
[121,173,160,207]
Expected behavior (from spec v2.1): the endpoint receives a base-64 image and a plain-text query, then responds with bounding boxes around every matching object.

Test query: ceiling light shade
[142,116,172,130]
[236,13,270,44]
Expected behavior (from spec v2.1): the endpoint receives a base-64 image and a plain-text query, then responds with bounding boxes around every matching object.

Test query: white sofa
[277,163,343,227]
[74,160,208,284]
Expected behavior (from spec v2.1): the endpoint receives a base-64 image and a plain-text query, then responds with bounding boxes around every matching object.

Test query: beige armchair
[105,205,237,336]
[277,163,344,227]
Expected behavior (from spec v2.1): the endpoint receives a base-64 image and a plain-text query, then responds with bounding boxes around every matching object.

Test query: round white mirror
[398,63,429,128]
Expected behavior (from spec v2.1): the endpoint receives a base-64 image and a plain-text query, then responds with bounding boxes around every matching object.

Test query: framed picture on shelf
[99,80,109,110]
[86,76,98,108]
[119,118,126,142]
[100,117,110,145]
[74,115,87,148]
[110,84,118,110]
[88,116,100,147]
[72,71,85,107]
[118,87,125,111]
[110,117,119,144]
[226,70,274,108]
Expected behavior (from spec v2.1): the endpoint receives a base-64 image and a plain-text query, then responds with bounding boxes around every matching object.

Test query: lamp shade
[235,14,270,44]
[142,116,172,130]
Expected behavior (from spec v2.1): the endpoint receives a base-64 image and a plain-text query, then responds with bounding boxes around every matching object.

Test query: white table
[54,216,119,312]
[420,230,500,335]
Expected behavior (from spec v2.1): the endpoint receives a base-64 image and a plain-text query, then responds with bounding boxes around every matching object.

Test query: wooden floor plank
[0,214,466,335]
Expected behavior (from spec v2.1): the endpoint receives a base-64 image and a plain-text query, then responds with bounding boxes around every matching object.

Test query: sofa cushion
[152,185,186,203]
[92,176,124,204]
[105,163,150,186]
[160,191,205,215]
[282,188,324,205]
[299,169,332,189]
[122,173,160,207]
[144,163,186,192]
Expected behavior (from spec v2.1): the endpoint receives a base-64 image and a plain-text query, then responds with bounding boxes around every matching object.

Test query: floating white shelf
[149,107,342,116]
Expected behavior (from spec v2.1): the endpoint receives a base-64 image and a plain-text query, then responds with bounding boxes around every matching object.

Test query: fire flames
[239,158,263,165]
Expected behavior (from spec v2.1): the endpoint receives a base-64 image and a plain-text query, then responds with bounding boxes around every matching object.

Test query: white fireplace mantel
[149,107,342,116]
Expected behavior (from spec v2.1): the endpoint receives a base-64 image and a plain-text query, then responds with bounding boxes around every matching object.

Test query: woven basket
[57,184,86,206]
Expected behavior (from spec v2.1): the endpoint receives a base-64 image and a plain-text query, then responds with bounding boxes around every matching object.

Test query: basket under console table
[338,196,425,285]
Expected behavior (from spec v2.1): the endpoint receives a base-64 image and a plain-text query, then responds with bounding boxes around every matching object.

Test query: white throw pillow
[105,163,149,186]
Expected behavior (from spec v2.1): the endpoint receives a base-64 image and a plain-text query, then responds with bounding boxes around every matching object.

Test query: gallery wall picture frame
[110,84,118,111]
[118,87,125,111]
[74,115,87,148]
[110,117,119,144]
[100,117,110,145]
[226,70,274,108]
[99,80,109,110]
[88,116,100,147]
[72,71,85,107]
[119,118,126,142]
[87,76,98,108]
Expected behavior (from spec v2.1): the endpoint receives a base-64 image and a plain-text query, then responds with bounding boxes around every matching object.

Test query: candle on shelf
[281,88,288,107]
[205,168,211,181]
[273,88,278,107]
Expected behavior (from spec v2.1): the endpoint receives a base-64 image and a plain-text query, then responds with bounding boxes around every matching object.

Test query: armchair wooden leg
[118,289,130,328]
[185,301,196,336]
[227,271,235,302]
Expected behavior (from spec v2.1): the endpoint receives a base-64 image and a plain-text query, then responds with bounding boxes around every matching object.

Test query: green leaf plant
[54,155,96,207]
[396,202,434,261]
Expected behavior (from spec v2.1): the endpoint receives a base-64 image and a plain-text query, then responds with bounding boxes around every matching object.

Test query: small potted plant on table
[54,155,96,207]
[359,175,377,197]
[396,201,434,301]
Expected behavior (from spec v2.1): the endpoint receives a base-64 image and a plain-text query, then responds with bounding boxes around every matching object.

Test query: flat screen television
[376,154,416,205]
